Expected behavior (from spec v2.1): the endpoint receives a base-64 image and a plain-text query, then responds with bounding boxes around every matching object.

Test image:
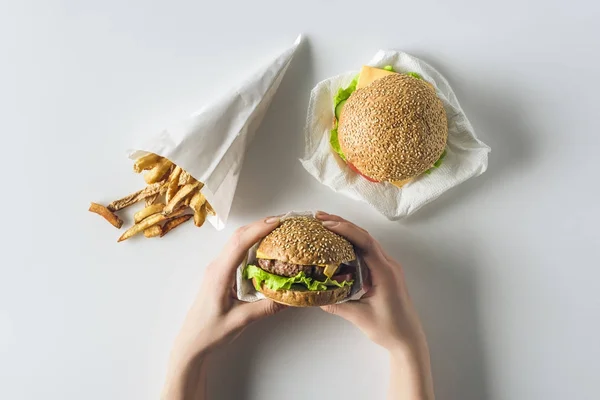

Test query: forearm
[388,343,434,400]
[162,355,209,400]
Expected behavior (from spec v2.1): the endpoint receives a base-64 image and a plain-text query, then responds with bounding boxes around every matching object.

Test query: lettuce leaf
[244,264,354,292]
[333,75,359,109]
[406,72,423,80]
[330,76,360,160]
[330,125,346,161]
[424,149,447,174]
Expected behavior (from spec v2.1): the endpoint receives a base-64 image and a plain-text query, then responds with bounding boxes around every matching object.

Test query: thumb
[321,302,367,326]
[232,300,287,327]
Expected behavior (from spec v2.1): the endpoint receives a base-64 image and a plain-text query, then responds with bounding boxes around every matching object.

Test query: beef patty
[257,258,327,280]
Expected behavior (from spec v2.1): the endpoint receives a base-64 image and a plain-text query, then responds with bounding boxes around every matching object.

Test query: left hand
[163,216,286,396]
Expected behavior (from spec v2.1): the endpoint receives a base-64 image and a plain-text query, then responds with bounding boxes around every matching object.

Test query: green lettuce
[244,264,354,292]
[329,76,359,160]
[424,149,447,174]
[333,75,359,108]
[329,125,346,161]
[406,71,423,80]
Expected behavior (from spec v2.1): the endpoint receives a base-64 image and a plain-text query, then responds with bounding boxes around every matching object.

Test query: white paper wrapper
[236,211,368,304]
[301,50,491,220]
[129,35,302,230]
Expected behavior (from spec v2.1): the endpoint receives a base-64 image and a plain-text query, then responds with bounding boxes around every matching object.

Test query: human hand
[316,212,427,354]
[162,217,286,399]
[317,212,434,399]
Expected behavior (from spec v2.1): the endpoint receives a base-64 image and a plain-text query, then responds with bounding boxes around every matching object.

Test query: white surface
[1,1,599,400]
[302,50,490,219]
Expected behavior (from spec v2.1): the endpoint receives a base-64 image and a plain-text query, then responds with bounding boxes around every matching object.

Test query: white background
[1,1,599,399]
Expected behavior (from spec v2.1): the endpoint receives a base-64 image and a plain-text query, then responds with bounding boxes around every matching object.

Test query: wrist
[163,349,210,400]
[387,330,430,364]
[388,341,435,400]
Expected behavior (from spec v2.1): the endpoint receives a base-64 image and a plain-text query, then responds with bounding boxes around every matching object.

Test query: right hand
[316,212,428,354]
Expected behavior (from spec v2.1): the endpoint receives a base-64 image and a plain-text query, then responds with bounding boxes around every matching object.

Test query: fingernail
[315,211,328,218]
[265,216,280,224]
[322,220,339,228]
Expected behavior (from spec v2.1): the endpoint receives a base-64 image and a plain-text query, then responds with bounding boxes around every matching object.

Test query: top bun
[257,216,356,265]
[338,74,448,182]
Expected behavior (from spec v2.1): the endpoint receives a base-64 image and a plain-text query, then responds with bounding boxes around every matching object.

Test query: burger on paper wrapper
[129,36,302,230]
[236,211,368,307]
[301,50,491,220]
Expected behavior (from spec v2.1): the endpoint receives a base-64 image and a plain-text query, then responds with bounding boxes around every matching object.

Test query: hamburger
[330,65,448,187]
[243,216,356,307]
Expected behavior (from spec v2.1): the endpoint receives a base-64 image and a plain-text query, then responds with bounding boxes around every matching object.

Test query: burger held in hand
[330,65,449,187]
[243,216,357,307]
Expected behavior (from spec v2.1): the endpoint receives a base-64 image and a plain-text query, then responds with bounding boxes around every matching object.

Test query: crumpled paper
[236,211,368,304]
[301,50,491,220]
[129,35,302,230]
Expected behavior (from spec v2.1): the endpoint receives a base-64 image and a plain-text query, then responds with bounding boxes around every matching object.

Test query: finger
[316,211,351,224]
[211,217,280,287]
[318,213,389,254]
[231,300,287,327]
[318,214,393,284]
[321,219,389,275]
[321,302,369,326]
[317,213,376,245]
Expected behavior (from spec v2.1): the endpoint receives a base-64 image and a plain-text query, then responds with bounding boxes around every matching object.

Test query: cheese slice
[357,65,434,91]
[256,250,268,259]
[356,65,397,89]
[323,264,340,278]
[391,177,413,188]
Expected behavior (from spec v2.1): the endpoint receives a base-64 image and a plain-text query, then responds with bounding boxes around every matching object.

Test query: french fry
[178,170,194,186]
[193,204,207,227]
[145,193,159,206]
[144,225,162,238]
[164,182,200,214]
[161,214,193,237]
[118,213,167,242]
[189,190,206,213]
[107,182,164,211]
[165,166,182,203]
[133,153,161,173]
[89,202,123,229]
[167,205,189,219]
[205,201,216,216]
[134,203,165,224]
[144,158,173,184]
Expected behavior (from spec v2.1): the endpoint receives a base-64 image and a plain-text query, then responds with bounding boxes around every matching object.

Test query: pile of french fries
[89,153,214,242]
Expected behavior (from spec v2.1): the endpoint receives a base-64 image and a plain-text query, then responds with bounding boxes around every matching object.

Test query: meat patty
[258,258,327,280]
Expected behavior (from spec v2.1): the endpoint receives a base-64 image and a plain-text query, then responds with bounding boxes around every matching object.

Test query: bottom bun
[253,278,351,307]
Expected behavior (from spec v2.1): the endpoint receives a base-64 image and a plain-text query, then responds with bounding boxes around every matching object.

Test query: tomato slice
[331,273,354,283]
[347,162,379,183]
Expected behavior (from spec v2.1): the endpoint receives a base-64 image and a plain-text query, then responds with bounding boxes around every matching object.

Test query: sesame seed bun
[253,278,352,307]
[257,217,356,265]
[338,74,448,182]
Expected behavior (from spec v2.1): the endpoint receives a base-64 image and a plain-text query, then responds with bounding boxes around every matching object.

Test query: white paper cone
[236,211,368,305]
[301,50,491,220]
[129,35,302,230]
